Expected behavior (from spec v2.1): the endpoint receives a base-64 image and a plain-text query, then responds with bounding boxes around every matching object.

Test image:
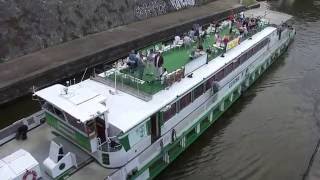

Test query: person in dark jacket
[16,124,28,140]
[154,52,164,79]
[127,50,138,73]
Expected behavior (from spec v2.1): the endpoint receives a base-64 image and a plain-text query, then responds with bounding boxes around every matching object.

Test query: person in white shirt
[240,12,245,21]
[183,35,192,47]
[206,24,214,34]
[173,36,181,46]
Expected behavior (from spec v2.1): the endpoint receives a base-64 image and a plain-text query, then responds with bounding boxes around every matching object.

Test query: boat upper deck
[99,19,269,97]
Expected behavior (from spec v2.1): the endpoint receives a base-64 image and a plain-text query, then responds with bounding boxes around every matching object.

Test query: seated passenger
[147,49,155,62]
[206,24,214,34]
[197,44,204,51]
[173,35,181,46]
[189,29,195,40]
[183,34,192,46]
[160,68,168,85]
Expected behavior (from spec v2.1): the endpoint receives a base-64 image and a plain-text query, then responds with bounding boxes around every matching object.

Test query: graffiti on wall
[134,0,168,19]
[170,0,195,10]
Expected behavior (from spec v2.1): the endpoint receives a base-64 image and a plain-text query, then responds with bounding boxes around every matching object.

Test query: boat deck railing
[97,136,122,152]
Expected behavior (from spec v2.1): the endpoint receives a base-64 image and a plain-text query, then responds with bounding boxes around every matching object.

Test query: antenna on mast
[81,67,88,82]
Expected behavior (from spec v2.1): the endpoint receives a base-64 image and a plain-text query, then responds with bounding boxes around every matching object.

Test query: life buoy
[171,129,177,143]
[23,170,37,180]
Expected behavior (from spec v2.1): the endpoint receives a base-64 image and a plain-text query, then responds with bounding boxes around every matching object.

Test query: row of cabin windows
[162,38,269,123]
[214,38,269,82]
[163,84,208,122]
[44,103,86,133]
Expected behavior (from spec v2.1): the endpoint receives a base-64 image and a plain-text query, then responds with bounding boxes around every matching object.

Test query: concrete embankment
[0,0,245,105]
[0,0,216,61]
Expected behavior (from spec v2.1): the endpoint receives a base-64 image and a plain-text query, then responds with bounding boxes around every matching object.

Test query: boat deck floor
[0,124,115,179]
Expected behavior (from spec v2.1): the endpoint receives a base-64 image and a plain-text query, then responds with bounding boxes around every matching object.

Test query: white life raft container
[0,149,41,180]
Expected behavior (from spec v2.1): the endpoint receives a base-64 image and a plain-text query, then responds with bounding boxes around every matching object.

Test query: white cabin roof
[36,27,276,133]
[36,83,108,122]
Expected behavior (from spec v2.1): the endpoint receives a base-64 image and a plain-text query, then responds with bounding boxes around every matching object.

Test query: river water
[1,0,320,179]
[158,0,320,179]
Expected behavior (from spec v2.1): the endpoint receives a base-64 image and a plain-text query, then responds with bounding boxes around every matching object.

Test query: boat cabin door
[151,113,160,143]
[95,117,106,143]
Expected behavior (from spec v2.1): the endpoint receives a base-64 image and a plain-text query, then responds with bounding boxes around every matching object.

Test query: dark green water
[1,0,320,179]
[0,95,39,129]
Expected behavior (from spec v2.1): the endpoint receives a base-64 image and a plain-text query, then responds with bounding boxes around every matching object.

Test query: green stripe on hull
[45,112,91,151]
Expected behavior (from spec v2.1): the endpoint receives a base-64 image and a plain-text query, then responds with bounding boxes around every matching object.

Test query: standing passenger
[154,52,164,79]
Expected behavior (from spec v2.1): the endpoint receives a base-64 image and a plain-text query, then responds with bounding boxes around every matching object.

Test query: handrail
[97,136,122,152]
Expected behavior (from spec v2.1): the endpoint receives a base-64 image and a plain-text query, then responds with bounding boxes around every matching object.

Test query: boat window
[65,113,86,132]
[258,42,263,51]
[163,102,177,122]
[224,63,233,77]
[43,102,54,113]
[233,58,240,69]
[53,106,65,121]
[247,48,255,59]
[179,92,192,111]
[215,69,224,81]
[43,103,66,121]
[194,83,204,100]
[239,52,247,64]
[261,40,266,48]
[205,76,215,91]
[259,40,265,50]
[86,120,96,135]
[253,44,259,53]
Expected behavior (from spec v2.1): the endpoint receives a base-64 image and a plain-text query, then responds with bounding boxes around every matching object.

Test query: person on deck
[215,33,222,47]
[144,49,156,77]
[214,22,220,34]
[154,52,164,79]
[194,28,200,41]
[127,50,138,72]
[160,68,168,85]
[229,18,234,34]
[173,35,181,46]
[239,11,245,22]
[136,54,145,79]
[206,24,214,34]
[221,36,229,57]
[183,34,192,47]
[189,29,195,40]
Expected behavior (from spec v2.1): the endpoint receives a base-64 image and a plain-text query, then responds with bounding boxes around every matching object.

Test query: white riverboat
[0,7,295,180]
